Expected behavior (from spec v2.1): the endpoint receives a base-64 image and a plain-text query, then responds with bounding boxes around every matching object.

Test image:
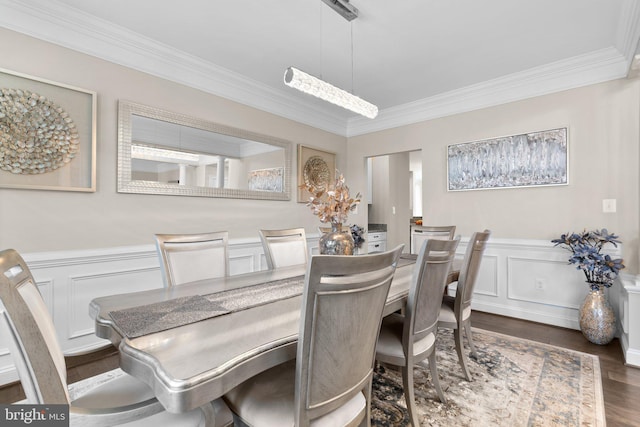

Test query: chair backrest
[259,228,308,270]
[154,231,229,287]
[295,245,404,426]
[0,249,70,404]
[405,238,459,356]
[456,230,491,312]
[413,225,456,240]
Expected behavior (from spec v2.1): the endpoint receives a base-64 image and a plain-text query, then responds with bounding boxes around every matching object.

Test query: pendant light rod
[320,0,358,21]
[284,67,378,119]
[283,0,376,118]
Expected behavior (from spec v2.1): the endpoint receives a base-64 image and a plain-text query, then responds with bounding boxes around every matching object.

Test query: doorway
[366,150,422,253]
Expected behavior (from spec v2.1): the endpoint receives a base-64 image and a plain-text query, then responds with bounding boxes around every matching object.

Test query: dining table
[89,254,459,417]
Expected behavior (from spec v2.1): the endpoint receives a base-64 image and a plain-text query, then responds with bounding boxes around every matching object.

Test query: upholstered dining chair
[0,248,233,427]
[413,225,456,239]
[438,230,491,382]
[154,231,229,287]
[376,238,459,427]
[259,228,308,270]
[223,245,404,427]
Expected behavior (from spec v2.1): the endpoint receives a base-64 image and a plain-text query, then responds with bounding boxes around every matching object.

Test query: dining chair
[223,245,404,427]
[0,248,233,427]
[375,237,459,427]
[259,228,308,269]
[154,231,229,287]
[410,225,456,254]
[412,225,456,239]
[438,230,491,381]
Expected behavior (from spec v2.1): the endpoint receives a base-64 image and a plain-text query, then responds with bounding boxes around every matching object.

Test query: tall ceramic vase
[319,223,355,255]
[579,286,616,345]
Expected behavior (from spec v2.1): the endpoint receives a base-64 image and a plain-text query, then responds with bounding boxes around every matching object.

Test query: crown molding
[347,47,629,136]
[0,0,637,138]
[0,0,349,135]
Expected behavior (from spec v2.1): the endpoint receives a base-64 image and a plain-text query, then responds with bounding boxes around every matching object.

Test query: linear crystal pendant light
[284,0,378,119]
[284,67,377,119]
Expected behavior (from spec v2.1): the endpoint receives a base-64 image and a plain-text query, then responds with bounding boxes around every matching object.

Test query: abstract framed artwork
[0,68,96,192]
[248,167,284,192]
[447,127,568,191]
[297,145,336,202]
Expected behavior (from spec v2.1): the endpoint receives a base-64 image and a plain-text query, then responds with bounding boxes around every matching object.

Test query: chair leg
[454,328,472,381]
[401,365,421,427]
[427,351,447,404]
[464,321,477,358]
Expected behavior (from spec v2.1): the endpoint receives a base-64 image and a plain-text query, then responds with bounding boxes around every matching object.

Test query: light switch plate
[602,199,616,213]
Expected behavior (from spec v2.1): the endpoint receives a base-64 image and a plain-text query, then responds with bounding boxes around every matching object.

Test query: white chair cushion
[439,298,456,324]
[376,314,404,360]
[224,360,365,427]
[376,314,436,360]
[439,297,472,324]
[69,369,233,427]
[71,370,156,408]
[116,407,205,427]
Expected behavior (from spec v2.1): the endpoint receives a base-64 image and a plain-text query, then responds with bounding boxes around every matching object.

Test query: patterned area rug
[371,328,605,426]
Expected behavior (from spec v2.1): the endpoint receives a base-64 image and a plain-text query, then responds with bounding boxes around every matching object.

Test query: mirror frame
[117,101,292,200]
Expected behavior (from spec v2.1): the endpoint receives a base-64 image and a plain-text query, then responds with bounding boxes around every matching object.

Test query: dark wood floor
[1,312,638,426]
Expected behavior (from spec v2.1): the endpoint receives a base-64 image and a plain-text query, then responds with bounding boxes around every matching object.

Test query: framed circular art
[297,145,336,202]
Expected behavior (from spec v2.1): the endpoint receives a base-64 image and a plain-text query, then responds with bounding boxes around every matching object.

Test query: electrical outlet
[534,278,546,290]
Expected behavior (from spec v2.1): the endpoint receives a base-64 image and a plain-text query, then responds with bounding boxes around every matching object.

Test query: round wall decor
[0,88,80,175]
[303,155,330,191]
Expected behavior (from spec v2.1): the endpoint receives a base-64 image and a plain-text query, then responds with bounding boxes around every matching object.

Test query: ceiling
[1,0,639,136]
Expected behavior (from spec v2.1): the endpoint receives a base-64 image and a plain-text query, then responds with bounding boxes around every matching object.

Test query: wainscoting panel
[37,279,55,319]
[473,254,499,297]
[466,238,623,334]
[67,266,161,341]
[507,256,587,309]
[0,236,636,385]
[229,253,257,276]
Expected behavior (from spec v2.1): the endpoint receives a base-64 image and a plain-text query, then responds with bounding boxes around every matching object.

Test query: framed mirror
[117,101,292,200]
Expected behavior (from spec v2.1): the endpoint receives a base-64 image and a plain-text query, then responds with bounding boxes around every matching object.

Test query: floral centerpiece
[301,173,361,255]
[301,173,361,227]
[551,229,625,290]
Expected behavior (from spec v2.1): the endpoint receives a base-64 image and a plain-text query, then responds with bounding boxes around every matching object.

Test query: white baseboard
[473,301,580,330]
[620,332,640,368]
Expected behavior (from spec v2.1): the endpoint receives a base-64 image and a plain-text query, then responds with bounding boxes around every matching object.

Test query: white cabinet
[411,227,429,254]
[368,232,387,253]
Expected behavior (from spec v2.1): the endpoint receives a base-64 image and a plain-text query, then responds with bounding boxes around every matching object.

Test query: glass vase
[579,286,616,345]
[319,223,355,255]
